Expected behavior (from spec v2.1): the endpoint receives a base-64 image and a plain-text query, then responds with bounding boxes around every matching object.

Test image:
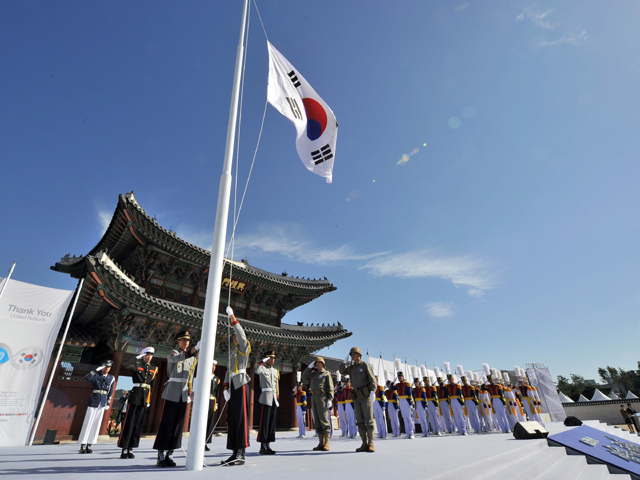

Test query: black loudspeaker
[513,421,549,439]
[564,416,583,427]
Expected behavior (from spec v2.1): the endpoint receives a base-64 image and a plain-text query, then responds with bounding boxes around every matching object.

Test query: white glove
[327,400,332,409]
[135,354,144,359]
[146,403,150,407]
[194,341,201,351]
[96,365,105,371]
[306,362,313,369]
[226,306,234,316]
[187,396,192,404]
[223,390,231,402]
[345,354,350,364]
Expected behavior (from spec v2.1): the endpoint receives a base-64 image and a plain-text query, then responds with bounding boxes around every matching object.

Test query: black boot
[259,443,269,455]
[85,444,93,454]
[220,450,238,466]
[165,449,176,467]
[79,444,87,454]
[157,450,167,468]
[127,448,135,459]
[266,443,276,455]
[232,448,245,466]
[120,448,128,459]
[204,444,210,452]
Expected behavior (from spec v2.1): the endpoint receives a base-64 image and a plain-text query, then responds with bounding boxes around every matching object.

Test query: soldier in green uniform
[339,347,376,453]
[301,357,334,451]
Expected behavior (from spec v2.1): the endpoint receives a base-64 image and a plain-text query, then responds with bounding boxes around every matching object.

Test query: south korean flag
[267,42,338,184]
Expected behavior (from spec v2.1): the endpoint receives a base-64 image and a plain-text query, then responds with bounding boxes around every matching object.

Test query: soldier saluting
[339,347,377,452]
[255,350,280,455]
[118,346,157,458]
[153,331,199,467]
[302,357,334,451]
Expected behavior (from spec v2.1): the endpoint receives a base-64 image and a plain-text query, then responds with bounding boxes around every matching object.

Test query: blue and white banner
[0,277,74,446]
[267,41,338,184]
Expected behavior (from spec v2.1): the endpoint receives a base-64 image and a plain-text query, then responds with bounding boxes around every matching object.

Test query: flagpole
[186,0,250,470]
[28,278,84,446]
[0,261,16,303]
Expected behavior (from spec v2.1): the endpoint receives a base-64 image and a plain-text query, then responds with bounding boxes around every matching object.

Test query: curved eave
[75,253,351,345]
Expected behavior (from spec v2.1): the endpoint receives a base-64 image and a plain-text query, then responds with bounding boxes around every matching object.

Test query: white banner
[267,41,338,184]
[0,277,74,446]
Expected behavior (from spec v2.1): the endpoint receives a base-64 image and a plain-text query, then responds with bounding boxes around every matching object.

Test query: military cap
[102,359,114,367]
[264,350,276,358]
[175,330,191,341]
[315,356,326,366]
[349,346,362,356]
[212,360,218,365]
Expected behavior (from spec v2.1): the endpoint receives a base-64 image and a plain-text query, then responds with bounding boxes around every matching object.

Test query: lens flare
[448,116,462,129]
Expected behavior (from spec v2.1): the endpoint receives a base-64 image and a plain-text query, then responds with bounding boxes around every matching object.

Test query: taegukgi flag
[267,42,338,184]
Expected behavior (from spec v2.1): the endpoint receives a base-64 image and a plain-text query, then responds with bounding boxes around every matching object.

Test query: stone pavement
[0,423,587,480]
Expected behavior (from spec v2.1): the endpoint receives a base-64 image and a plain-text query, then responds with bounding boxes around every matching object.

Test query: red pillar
[99,350,124,435]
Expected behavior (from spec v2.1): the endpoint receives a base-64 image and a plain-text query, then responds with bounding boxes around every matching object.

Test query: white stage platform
[0,422,633,480]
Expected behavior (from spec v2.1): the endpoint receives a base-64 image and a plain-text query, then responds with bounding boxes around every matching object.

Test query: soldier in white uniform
[153,331,198,467]
[255,350,279,455]
[221,307,252,466]
[78,360,115,454]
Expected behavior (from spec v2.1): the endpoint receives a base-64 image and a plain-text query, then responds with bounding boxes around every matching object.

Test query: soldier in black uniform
[118,347,158,458]
[204,360,220,451]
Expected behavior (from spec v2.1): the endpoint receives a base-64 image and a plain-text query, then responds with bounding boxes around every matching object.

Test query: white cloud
[361,249,496,296]
[175,224,213,251]
[424,302,455,319]
[97,209,111,234]
[515,13,525,22]
[530,8,555,29]
[233,224,389,265]
[539,30,587,47]
[454,3,469,12]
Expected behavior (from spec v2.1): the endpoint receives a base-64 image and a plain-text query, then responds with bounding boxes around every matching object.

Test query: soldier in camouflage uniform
[153,331,199,468]
[339,347,377,452]
[302,357,334,451]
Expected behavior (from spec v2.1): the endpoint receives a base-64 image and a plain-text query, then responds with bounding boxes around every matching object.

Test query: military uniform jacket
[256,363,280,407]
[290,389,307,412]
[223,319,251,390]
[162,348,197,402]
[339,361,376,397]
[301,368,334,402]
[84,370,115,408]
[375,385,388,409]
[128,359,158,406]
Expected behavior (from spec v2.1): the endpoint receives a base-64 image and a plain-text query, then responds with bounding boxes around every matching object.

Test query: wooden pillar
[247,367,255,430]
[99,350,124,435]
[149,359,167,433]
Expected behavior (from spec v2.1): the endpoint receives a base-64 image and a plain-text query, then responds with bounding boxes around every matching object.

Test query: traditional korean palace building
[34,192,351,441]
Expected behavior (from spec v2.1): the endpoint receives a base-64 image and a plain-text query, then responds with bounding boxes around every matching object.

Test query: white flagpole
[186,0,250,470]
[0,261,17,303]
[28,278,84,446]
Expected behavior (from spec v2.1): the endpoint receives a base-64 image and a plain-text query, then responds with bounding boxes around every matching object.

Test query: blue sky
[1,1,639,383]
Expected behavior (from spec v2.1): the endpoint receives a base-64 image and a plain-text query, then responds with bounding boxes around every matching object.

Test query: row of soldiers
[75,313,545,465]
[367,362,545,438]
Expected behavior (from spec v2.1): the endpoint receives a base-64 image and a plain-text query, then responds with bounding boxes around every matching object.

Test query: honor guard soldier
[393,371,415,439]
[118,347,158,458]
[413,375,429,437]
[221,307,252,466]
[204,360,220,451]
[435,367,455,433]
[255,351,280,455]
[302,356,334,451]
[291,380,307,438]
[373,376,387,439]
[78,360,115,454]
[334,374,347,436]
[460,370,482,434]
[339,347,377,452]
[342,378,357,438]
[154,331,199,467]
[482,364,510,433]
[502,372,519,429]
[444,363,467,435]
[424,375,443,435]
[515,366,544,424]
[385,379,400,437]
